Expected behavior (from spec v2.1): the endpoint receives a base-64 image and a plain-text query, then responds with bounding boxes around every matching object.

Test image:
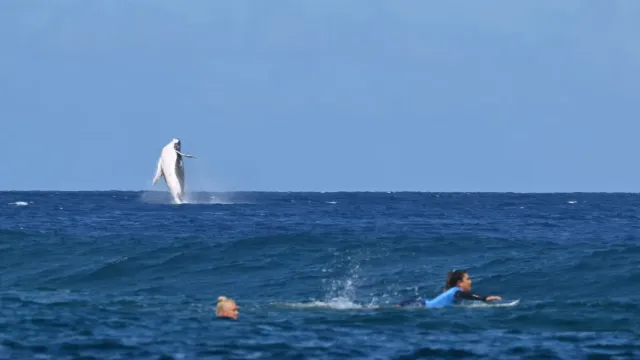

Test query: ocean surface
[1,191,639,359]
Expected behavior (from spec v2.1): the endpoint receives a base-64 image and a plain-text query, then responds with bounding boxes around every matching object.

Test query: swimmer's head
[216,296,239,320]
[444,270,472,292]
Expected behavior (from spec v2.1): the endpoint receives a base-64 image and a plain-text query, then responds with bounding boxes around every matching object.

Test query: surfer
[397,270,502,308]
[216,296,239,320]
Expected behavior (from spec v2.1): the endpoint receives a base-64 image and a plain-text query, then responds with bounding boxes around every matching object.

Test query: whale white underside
[152,140,196,204]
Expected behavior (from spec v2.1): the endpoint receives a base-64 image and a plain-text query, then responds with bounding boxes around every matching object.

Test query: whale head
[172,138,181,151]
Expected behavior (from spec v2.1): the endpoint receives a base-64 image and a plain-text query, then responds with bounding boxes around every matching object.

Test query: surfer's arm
[455,291,500,302]
[455,291,487,301]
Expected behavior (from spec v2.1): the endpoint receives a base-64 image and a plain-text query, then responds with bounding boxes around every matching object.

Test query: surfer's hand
[485,296,502,302]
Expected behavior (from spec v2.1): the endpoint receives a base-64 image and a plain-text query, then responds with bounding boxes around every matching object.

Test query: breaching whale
[152,138,196,204]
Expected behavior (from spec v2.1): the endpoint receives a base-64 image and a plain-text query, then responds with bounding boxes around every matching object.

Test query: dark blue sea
[1,191,639,359]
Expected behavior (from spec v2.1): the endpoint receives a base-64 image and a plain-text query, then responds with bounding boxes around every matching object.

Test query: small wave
[273,299,520,310]
[272,299,379,310]
[0,228,47,240]
[8,201,30,206]
[139,190,248,205]
[67,256,132,284]
[1,289,90,308]
[206,195,235,205]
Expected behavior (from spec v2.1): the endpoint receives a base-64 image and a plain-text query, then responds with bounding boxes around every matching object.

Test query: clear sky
[1,1,638,192]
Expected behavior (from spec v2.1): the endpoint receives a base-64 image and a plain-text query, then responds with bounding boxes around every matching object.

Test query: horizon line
[1,189,640,194]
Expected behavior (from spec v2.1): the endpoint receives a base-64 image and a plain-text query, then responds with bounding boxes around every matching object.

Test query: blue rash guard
[397,286,489,308]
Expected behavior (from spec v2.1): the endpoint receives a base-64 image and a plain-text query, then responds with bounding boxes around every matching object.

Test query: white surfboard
[456,299,520,308]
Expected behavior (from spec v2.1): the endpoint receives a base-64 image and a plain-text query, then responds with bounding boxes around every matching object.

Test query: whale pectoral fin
[152,159,163,185]
[176,150,197,159]
[152,171,163,185]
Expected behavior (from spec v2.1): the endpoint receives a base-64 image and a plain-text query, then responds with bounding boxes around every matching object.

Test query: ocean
[1,191,639,359]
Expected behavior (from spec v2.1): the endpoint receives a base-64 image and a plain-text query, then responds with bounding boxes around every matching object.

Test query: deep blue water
[1,191,639,359]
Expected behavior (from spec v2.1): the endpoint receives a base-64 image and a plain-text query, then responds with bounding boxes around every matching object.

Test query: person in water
[216,296,239,320]
[397,270,502,307]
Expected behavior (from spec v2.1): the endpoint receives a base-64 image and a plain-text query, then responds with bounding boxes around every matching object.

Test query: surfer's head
[216,296,239,320]
[444,270,472,292]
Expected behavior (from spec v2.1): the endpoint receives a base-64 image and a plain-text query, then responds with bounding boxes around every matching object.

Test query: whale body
[152,138,196,204]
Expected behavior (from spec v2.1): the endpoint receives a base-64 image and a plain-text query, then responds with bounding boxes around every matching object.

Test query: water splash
[139,190,240,205]
[322,263,361,307]
[277,248,382,310]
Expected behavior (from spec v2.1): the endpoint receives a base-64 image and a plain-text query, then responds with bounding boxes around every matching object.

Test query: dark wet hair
[444,270,467,291]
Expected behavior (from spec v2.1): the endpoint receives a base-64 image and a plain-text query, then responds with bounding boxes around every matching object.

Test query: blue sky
[1,0,638,192]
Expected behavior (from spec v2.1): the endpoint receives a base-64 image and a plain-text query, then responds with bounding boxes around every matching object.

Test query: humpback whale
[152,138,196,204]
